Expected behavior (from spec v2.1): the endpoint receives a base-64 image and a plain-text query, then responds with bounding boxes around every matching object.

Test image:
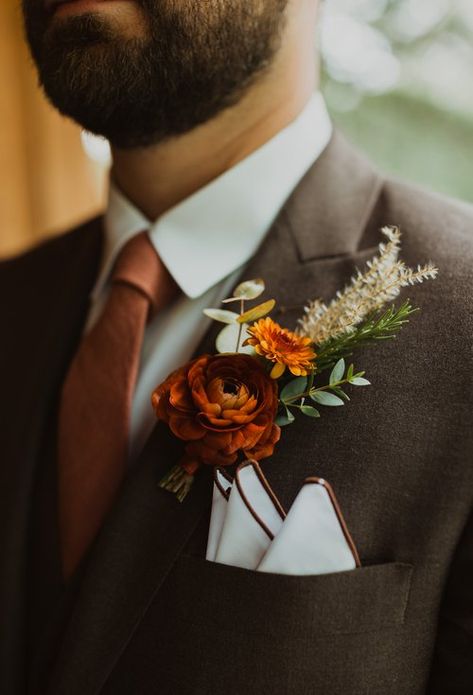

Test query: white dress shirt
[85,92,332,464]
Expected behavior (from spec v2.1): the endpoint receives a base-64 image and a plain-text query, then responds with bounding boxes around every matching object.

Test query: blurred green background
[320,0,473,203]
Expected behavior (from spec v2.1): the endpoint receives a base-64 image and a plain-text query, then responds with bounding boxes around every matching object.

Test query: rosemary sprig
[314,300,417,373]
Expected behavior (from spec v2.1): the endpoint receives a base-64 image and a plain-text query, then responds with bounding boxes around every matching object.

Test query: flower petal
[270,362,286,379]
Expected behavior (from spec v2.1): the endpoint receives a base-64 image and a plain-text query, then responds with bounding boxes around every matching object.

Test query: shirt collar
[93,92,332,301]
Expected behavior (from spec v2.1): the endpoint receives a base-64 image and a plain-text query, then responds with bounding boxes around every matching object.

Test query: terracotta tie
[57,231,177,580]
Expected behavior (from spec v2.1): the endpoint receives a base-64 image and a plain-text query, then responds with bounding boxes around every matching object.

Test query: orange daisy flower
[245,317,316,379]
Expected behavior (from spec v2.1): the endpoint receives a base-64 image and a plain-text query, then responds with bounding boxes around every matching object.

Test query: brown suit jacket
[1,133,473,695]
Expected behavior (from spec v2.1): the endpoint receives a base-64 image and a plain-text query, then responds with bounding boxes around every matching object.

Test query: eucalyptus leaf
[233,278,265,300]
[203,308,239,324]
[215,323,254,355]
[350,377,371,386]
[238,299,276,324]
[331,386,350,402]
[347,363,354,380]
[310,391,345,407]
[275,408,295,426]
[280,376,308,403]
[300,405,320,418]
[330,358,345,385]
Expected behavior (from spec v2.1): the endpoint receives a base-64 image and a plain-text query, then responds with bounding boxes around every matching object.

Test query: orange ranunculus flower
[151,354,281,470]
[244,317,316,379]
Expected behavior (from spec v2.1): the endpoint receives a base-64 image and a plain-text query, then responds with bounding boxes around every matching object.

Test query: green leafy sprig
[276,358,370,426]
[314,300,417,373]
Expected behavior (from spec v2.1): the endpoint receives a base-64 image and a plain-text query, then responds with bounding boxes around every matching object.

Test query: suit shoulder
[374,178,473,347]
[379,177,473,273]
[0,214,103,281]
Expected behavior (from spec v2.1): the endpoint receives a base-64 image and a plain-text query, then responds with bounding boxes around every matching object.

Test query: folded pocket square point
[206,462,361,576]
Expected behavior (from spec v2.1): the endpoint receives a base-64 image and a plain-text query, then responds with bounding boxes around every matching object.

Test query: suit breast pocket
[172,554,413,638]
[105,555,415,695]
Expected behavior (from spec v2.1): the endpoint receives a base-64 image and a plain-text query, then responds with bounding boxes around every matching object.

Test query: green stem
[284,376,354,405]
[236,298,245,352]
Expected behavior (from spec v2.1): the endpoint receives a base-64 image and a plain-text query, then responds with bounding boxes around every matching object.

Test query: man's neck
[110,3,319,221]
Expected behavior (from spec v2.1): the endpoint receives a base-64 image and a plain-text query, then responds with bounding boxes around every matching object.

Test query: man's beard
[22,0,288,148]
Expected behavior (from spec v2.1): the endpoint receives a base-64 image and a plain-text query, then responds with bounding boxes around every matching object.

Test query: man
[1,0,472,692]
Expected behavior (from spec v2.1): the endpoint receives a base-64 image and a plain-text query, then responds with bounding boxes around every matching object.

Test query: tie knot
[111,231,178,316]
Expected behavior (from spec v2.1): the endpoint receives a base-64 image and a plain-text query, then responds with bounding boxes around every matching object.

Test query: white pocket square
[212,460,285,570]
[206,468,233,563]
[206,461,360,575]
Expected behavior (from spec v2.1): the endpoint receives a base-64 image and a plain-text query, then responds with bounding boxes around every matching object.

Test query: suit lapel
[47,132,384,695]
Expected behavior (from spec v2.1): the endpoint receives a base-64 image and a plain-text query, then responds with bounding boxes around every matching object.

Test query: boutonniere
[151,227,438,501]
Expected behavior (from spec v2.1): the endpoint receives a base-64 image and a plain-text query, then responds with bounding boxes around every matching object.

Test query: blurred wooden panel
[0,0,107,259]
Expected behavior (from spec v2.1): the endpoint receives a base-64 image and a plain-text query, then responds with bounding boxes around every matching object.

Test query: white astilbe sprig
[297,226,438,345]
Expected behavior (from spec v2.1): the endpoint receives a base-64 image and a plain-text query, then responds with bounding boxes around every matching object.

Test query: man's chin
[24,0,289,148]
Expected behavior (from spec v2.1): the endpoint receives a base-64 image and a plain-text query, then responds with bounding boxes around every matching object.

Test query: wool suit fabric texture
[0,132,472,695]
